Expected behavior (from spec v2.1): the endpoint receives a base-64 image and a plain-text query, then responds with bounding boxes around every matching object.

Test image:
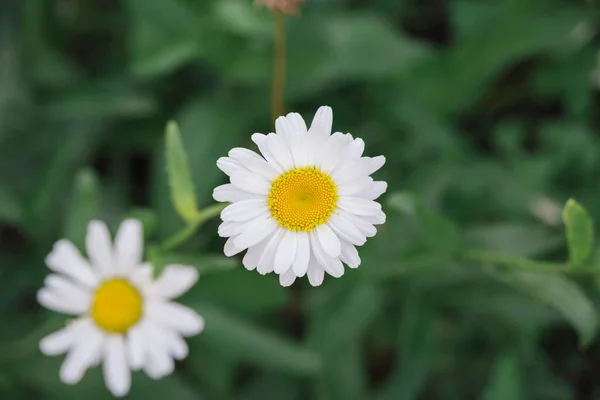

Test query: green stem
[161,203,227,252]
[271,11,286,126]
[461,249,590,274]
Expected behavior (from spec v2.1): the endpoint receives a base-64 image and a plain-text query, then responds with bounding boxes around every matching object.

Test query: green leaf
[463,223,563,258]
[316,344,366,400]
[24,124,104,241]
[126,0,200,79]
[63,168,100,250]
[238,375,299,400]
[41,82,157,120]
[378,288,438,400]
[185,269,288,314]
[191,304,321,375]
[165,120,199,223]
[488,268,598,347]
[162,253,238,276]
[308,283,384,353]
[185,340,235,398]
[387,191,459,251]
[483,354,524,400]
[562,198,594,268]
[225,13,430,100]
[151,96,266,238]
[0,185,21,224]
[126,208,159,239]
[307,283,382,400]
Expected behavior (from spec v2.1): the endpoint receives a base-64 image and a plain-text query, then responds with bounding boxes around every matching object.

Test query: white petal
[344,138,365,160]
[337,197,382,216]
[275,115,296,141]
[229,148,279,181]
[234,218,278,250]
[341,212,378,237]
[44,274,91,305]
[319,132,349,172]
[274,232,297,274]
[103,335,131,398]
[292,232,310,277]
[86,220,115,276]
[59,320,103,384]
[277,112,307,141]
[336,138,368,168]
[40,318,89,356]
[220,199,268,222]
[37,288,88,315]
[309,232,344,278]
[257,228,283,275]
[126,324,145,370]
[164,332,188,361]
[331,164,366,185]
[146,320,189,360]
[307,258,324,287]
[45,240,99,288]
[360,155,386,175]
[150,264,199,299]
[328,214,366,246]
[290,135,309,167]
[286,112,308,134]
[366,211,386,225]
[340,241,361,269]
[331,141,367,180]
[217,220,246,237]
[216,157,244,176]
[212,184,261,203]
[143,345,174,380]
[279,268,297,287]
[361,181,387,201]
[266,133,294,171]
[338,177,374,197]
[114,219,143,275]
[223,236,244,257]
[252,133,284,173]
[147,301,205,336]
[316,224,341,258]
[230,171,271,195]
[308,106,333,140]
[129,262,153,288]
[241,237,266,271]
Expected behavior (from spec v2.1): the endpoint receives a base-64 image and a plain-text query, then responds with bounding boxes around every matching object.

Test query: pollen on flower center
[91,279,143,334]
[267,166,338,232]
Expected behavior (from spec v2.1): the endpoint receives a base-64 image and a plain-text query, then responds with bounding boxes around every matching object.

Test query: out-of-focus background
[1,0,600,399]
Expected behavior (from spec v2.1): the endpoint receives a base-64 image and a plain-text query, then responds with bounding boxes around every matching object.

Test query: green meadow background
[1,0,600,398]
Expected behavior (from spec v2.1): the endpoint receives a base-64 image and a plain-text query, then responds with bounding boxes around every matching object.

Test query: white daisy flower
[213,106,387,287]
[37,219,204,398]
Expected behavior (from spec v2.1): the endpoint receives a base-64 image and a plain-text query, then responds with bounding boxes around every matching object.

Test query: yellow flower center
[267,166,338,232]
[91,279,143,334]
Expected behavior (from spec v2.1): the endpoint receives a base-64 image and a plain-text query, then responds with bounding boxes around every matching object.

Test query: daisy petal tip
[308,279,323,287]
[162,264,199,285]
[251,132,265,144]
[87,219,107,232]
[185,313,205,337]
[279,277,296,287]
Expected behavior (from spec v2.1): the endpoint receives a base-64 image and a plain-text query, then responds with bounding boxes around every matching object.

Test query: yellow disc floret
[91,279,143,334]
[268,166,338,232]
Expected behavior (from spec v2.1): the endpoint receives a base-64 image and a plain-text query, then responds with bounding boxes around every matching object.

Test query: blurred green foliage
[1,0,600,399]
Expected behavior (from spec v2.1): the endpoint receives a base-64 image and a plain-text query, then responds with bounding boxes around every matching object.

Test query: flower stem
[271,11,286,126]
[161,203,227,252]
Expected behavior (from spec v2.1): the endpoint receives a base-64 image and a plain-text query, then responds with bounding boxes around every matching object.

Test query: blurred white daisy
[213,106,386,287]
[38,219,204,398]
